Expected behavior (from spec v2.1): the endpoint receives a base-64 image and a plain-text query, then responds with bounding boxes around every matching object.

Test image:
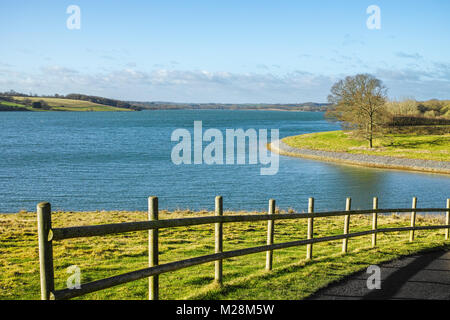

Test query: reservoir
[0,110,449,213]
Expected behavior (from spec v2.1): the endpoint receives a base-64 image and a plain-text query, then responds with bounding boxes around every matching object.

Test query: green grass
[283,130,450,162]
[0,101,27,108]
[0,209,448,300]
[0,101,38,111]
[10,96,132,112]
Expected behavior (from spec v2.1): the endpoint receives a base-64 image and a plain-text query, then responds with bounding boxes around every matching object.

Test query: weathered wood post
[445,199,449,241]
[342,197,351,253]
[410,197,417,242]
[37,202,55,300]
[148,196,159,300]
[215,196,223,284]
[265,199,275,271]
[372,197,378,248]
[306,197,314,260]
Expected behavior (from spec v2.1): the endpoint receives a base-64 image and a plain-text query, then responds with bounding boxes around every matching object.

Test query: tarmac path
[309,250,450,300]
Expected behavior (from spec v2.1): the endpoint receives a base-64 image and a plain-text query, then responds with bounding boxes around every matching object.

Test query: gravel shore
[270,140,450,175]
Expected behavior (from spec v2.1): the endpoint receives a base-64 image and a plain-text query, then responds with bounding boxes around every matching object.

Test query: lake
[0,110,449,213]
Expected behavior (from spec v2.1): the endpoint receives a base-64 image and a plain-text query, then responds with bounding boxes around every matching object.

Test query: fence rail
[38,197,450,300]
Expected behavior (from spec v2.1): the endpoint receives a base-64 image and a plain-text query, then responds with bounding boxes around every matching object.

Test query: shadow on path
[362,251,446,299]
[309,250,450,300]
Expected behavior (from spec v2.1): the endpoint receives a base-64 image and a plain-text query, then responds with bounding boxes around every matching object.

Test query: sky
[1,0,450,103]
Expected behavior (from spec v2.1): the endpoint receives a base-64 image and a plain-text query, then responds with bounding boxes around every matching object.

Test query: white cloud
[395,52,423,60]
[374,66,450,100]
[40,66,79,75]
[1,63,449,103]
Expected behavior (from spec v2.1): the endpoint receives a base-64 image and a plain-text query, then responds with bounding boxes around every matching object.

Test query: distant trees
[327,74,388,148]
[29,100,50,110]
[65,93,141,110]
[32,101,42,109]
[1,90,26,97]
[385,99,450,119]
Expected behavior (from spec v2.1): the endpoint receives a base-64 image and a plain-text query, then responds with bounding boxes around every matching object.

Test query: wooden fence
[37,196,450,300]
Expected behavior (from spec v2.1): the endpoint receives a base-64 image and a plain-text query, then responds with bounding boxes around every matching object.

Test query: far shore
[1,95,329,112]
[0,107,324,113]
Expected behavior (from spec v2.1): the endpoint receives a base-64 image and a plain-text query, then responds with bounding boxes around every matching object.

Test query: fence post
[148,196,159,300]
[410,197,417,242]
[342,197,351,253]
[215,196,223,284]
[266,199,275,271]
[306,197,314,260]
[372,197,378,248]
[37,202,55,300]
[445,199,449,241]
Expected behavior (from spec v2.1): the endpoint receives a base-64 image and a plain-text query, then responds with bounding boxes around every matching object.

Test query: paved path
[309,250,450,300]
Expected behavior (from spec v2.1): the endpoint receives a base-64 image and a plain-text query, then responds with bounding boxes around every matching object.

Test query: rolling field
[4,96,132,112]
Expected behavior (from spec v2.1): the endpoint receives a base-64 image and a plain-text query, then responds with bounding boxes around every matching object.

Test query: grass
[0,209,448,300]
[0,101,38,111]
[0,101,28,108]
[9,96,132,112]
[283,130,450,162]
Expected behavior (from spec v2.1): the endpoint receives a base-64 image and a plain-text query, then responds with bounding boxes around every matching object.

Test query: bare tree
[327,74,387,148]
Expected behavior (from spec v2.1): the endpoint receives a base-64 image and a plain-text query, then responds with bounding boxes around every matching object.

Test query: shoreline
[269,140,450,175]
[0,107,323,113]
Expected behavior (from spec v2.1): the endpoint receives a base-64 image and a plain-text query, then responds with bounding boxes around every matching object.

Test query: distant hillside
[1,91,329,112]
[0,97,133,112]
[65,94,141,111]
[0,92,138,112]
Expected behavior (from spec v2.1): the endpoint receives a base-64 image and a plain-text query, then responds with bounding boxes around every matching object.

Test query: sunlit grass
[283,130,450,161]
[0,210,448,300]
[11,96,131,112]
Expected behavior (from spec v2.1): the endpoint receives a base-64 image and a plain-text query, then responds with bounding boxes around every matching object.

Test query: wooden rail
[37,197,450,300]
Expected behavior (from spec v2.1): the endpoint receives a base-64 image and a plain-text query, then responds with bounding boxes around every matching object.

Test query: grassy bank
[1,97,132,112]
[1,209,448,300]
[283,131,450,162]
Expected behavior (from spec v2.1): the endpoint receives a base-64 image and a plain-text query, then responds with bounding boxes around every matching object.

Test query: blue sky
[1,0,450,103]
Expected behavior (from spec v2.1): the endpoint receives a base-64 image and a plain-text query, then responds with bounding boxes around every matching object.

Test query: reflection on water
[0,110,448,212]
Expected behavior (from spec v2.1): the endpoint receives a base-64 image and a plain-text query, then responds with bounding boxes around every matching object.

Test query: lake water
[0,110,449,213]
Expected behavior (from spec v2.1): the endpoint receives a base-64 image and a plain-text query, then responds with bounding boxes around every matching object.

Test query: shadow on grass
[189,248,375,300]
[386,137,447,149]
